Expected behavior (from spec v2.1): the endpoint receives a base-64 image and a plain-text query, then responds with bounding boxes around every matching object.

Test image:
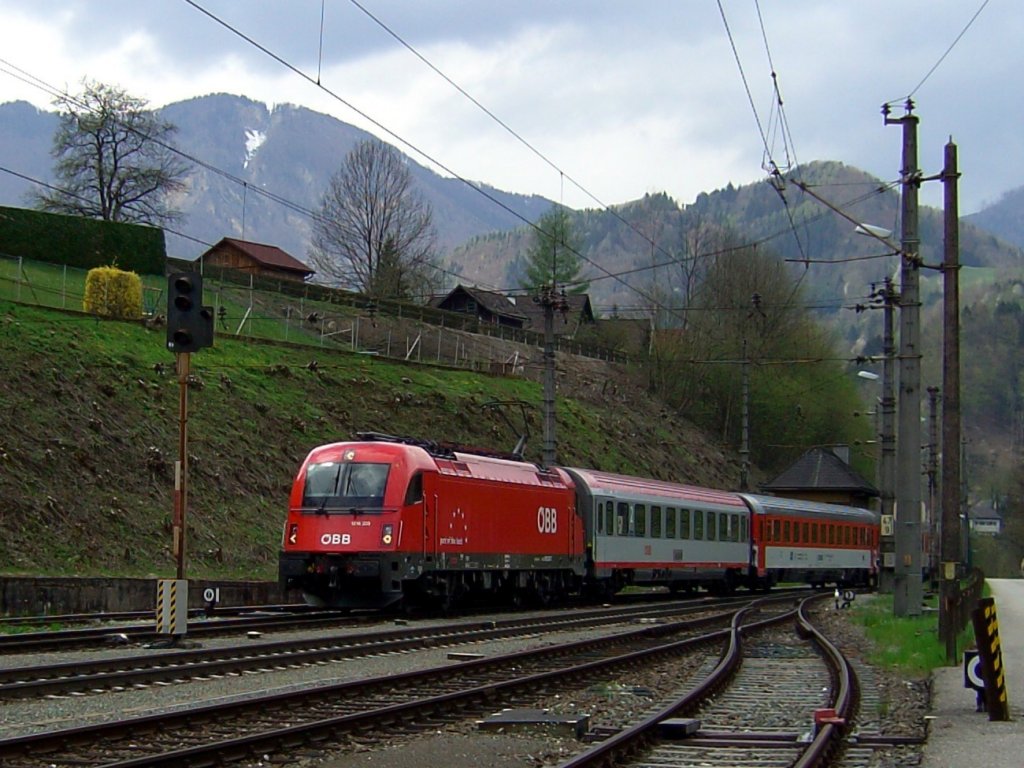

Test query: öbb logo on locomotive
[537,506,559,534]
[320,533,352,546]
[278,434,880,610]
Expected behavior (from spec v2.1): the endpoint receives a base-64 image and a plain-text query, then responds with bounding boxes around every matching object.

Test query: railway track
[556,594,860,768]
[0,600,733,699]
[0,607,361,653]
[0,596,797,767]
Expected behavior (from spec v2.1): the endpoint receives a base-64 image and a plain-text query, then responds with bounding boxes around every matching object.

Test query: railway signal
[166,272,214,353]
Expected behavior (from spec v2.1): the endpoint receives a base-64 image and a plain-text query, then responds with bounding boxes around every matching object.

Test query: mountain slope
[0,94,553,263]
[447,162,1024,314]
[966,185,1024,249]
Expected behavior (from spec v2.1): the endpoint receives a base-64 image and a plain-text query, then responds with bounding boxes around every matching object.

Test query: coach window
[596,501,605,535]
[741,516,748,541]
[783,520,791,542]
[606,502,615,536]
[802,522,809,543]
[681,509,691,539]
[666,507,677,538]
[793,520,801,543]
[651,506,662,538]
[616,502,629,536]
[828,525,835,545]
[706,510,716,541]
[635,504,647,536]
[730,514,739,541]
[773,520,782,541]
[693,510,703,540]
[810,523,818,544]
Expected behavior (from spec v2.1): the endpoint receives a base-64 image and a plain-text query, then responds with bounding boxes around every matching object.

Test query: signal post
[157,272,214,638]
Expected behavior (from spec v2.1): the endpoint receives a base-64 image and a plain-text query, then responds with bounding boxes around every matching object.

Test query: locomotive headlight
[380,523,394,546]
[287,523,299,545]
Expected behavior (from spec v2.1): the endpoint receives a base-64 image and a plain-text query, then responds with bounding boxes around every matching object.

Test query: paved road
[921,578,1023,767]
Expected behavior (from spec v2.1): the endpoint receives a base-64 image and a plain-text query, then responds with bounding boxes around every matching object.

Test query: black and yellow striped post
[156,578,188,636]
[970,596,1010,721]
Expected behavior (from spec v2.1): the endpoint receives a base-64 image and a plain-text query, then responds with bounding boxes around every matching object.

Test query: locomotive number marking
[537,507,558,534]
[321,533,352,545]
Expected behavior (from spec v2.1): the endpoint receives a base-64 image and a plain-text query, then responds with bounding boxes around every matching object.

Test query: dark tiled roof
[761,447,878,496]
[514,292,594,330]
[207,237,313,275]
[429,285,528,321]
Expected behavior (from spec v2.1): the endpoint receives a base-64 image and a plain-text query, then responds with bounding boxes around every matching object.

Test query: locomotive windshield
[302,461,389,511]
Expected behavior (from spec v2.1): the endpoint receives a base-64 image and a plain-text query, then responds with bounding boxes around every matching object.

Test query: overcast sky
[0,0,1016,215]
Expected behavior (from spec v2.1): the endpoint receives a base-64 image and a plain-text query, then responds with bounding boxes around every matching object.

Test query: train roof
[563,467,747,508]
[304,441,571,489]
[739,493,879,523]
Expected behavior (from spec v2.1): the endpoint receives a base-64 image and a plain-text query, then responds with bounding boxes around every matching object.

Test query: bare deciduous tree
[308,139,439,300]
[33,80,188,226]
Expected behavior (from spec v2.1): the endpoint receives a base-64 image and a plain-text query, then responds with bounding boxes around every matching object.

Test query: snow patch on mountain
[243,129,266,169]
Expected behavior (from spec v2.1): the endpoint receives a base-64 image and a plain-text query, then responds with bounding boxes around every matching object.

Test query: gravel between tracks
[0,598,929,767]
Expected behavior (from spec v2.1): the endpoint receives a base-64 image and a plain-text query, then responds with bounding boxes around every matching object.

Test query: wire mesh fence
[1,253,631,377]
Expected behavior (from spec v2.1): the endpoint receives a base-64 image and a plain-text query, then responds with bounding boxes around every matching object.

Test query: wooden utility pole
[739,338,750,491]
[885,100,923,617]
[536,285,568,468]
[940,138,962,663]
[878,277,898,594]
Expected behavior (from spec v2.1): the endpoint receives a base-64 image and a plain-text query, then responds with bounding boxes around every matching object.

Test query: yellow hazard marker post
[156,578,188,636]
[970,596,1010,721]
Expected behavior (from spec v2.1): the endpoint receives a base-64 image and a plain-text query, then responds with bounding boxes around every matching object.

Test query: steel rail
[0,599,788,766]
[0,600,729,699]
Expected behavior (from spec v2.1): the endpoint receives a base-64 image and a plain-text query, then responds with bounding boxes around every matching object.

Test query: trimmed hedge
[84,267,144,319]
[0,206,166,275]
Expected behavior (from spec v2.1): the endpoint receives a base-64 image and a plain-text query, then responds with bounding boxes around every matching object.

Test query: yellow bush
[83,267,144,320]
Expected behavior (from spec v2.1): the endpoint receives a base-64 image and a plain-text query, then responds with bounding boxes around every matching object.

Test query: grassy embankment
[851,590,982,675]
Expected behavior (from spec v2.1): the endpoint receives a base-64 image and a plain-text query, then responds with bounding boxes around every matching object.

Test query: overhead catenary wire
[893,0,991,103]
[4,4,897,328]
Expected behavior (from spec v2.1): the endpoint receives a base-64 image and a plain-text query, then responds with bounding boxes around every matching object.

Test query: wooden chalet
[200,237,314,282]
[760,446,879,509]
[429,284,529,328]
[514,292,596,337]
[430,284,595,338]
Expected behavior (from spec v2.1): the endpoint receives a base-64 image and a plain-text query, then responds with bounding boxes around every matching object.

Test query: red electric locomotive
[279,434,584,609]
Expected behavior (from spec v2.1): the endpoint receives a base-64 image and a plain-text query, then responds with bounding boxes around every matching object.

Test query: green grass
[850,592,976,676]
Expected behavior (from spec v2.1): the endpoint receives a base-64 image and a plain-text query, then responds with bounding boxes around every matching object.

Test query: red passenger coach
[279,435,583,609]
[741,494,878,589]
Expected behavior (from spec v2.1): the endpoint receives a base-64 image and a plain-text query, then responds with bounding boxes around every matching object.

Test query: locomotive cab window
[403,471,423,505]
[302,461,389,510]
